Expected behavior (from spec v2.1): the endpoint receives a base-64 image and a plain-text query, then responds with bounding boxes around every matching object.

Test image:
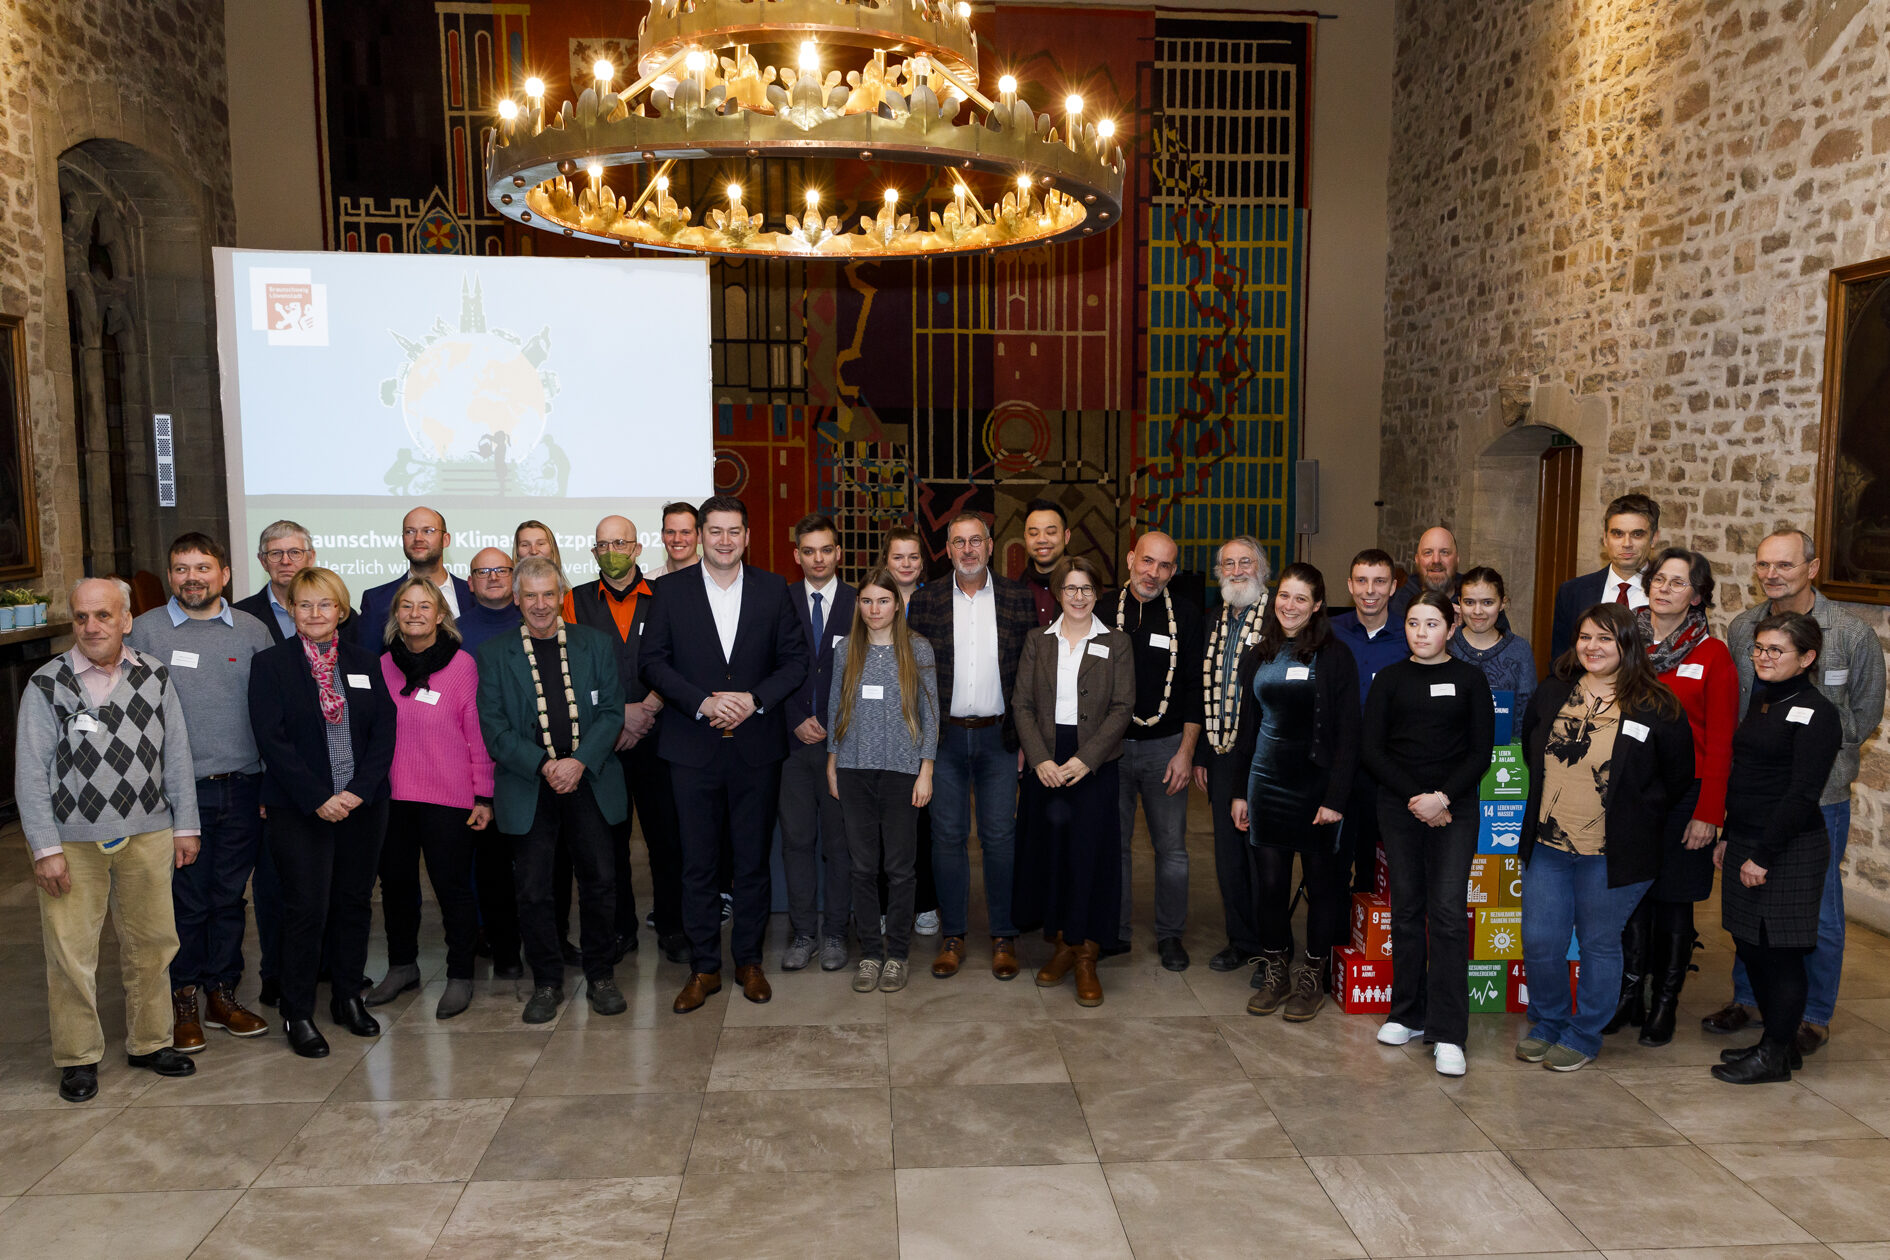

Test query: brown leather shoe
[1073,940,1103,1007]
[1795,1021,1829,1057]
[1700,1001,1756,1035]
[673,972,723,1014]
[991,937,1020,981]
[172,986,205,1054]
[203,986,270,1038]
[1036,934,1077,988]
[931,935,966,978]
[735,964,772,1004]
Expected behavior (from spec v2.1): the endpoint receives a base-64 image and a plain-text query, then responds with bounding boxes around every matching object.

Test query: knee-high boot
[1639,925,1698,1047]
[1603,895,1653,1034]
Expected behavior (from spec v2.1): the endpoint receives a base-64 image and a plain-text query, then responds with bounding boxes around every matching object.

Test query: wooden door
[1530,442,1582,676]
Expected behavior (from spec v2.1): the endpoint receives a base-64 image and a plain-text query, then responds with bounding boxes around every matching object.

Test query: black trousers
[1736,932,1811,1051]
[879,807,937,918]
[1380,798,1476,1047]
[1205,749,1264,956]
[839,769,919,961]
[1343,770,1384,894]
[672,754,782,975]
[381,800,480,979]
[511,782,616,987]
[557,745,688,940]
[265,798,390,1022]
[473,826,520,970]
[1253,837,1347,958]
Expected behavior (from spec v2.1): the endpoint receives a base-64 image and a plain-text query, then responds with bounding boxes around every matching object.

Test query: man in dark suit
[778,513,857,973]
[641,495,811,1013]
[234,519,317,644]
[355,506,474,651]
[1549,493,1660,660]
[904,511,1038,982]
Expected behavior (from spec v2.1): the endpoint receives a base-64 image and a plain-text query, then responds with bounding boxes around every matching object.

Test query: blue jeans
[1733,801,1848,1024]
[173,774,264,992]
[1521,844,1652,1058]
[930,722,1018,938]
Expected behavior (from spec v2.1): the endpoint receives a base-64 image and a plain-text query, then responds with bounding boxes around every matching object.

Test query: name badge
[862,684,885,699]
[1622,720,1649,742]
[1787,706,1814,725]
[346,673,371,689]
[638,623,645,636]
[1824,669,1849,686]
[1430,682,1456,697]
[1676,663,1704,680]
[590,689,600,705]
[1086,642,1110,659]
[73,713,99,733]
[1148,633,1172,650]
[170,650,199,669]
[833,634,845,649]
[1286,666,1311,681]
[416,689,441,706]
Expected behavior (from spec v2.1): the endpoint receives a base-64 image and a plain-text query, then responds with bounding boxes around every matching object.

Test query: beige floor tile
[887,1020,1068,1086]
[1832,1246,1890,1260]
[1398,1010,1551,1073]
[190,1183,463,1259]
[1609,1067,1879,1144]
[473,1093,701,1179]
[332,1030,549,1101]
[687,1088,891,1173]
[1700,1138,1890,1243]
[1846,998,1890,1033]
[895,1163,1133,1258]
[255,1097,511,1185]
[0,1106,120,1194]
[1038,961,1210,1019]
[1077,1077,1294,1162]
[130,1035,373,1106]
[1440,1067,1685,1148]
[1511,1145,1814,1250]
[1795,1059,1890,1134]
[432,1177,680,1259]
[32,1101,316,1192]
[1599,1247,1839,1258]
[1308,1150,1589,1256]
[1260,1075,1492,1156]
[520,1022,721,1095]
[892,1083,1095,1167]
[1217,1008,1428,1080]
[0,1188,242,1258]
[666,1170,898,1259]
[882,974,1048,1022]
[0,1050,159,1112]
[708,1023,887,1090]
[1050,1016,1244,1083]
[719,967,887,1027]
[1106,1158,1366,1259]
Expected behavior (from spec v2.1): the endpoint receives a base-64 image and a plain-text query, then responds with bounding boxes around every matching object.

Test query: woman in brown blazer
[1011,555,1136,1006]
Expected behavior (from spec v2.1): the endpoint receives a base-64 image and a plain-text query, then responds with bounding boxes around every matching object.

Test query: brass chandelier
[483,0,1126,258]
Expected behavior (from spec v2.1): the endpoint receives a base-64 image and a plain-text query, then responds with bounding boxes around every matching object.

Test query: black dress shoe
[1208,945,1249,973]
[608,933,637,965]
[127,1046,197,1077]
[284,1018,330,1058]
[588,977,628,1015]
[560,939,582,966]
[522,985,564,1024]
[1158,938,1191,972]
[658,932,691,964]
[257,978,281,1009]
[1718,1041,1803,1070]
[329,994,382,1037]
[1711,1040,1794,1084]
[59,1064,99,1102]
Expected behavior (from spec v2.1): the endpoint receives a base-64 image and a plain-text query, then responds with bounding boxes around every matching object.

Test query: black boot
[1603,897,1653,1034]
[329,992,382,1037]
[284,1018,330,1058]
[1638,927,1698,1047]
[1718,1041,1802,1070]
[1711,1039,1793,1084]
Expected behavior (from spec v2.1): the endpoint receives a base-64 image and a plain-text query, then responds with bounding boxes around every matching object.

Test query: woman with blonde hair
[876,525,940,936]
[513,520,563,571]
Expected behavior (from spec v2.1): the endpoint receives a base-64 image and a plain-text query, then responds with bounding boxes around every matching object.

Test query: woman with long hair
[1515,603,1694,1072]
[1230,562,1360,1025]
[1449,566,1536,718]
[826,566,939,993]
[512,520,563,571]
[877,526,939,936]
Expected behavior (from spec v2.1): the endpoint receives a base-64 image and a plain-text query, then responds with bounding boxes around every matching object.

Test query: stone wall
[1381,0,1890,927]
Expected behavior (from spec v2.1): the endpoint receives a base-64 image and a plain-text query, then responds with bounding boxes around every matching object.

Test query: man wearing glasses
[355,506,473,651]
[1705,529,1885,1054]
[235,520,318,644]
[458,547,524,652]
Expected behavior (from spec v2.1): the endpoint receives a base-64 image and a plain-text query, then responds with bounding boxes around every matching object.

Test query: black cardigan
[1517,672,1695,887]
[1229,635,1360,814]
[249,637,398,816]
[1726,678,1842,867]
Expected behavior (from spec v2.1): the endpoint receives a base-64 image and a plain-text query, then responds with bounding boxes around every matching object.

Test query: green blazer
[475,622,628,834]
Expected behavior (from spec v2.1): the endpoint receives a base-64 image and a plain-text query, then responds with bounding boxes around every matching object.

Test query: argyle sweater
[14,649,199,859]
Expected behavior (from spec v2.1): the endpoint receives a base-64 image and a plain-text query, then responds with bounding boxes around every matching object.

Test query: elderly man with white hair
[14,577,202,1103]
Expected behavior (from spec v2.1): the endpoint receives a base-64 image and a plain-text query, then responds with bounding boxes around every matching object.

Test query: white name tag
[346,673,371,689]
[1086,642,1110,659]
[1676,663,1704,680]
[73,713,98,733]
[833,634,845,648]
[1787,706,1814,725]
[416,689,441,706]
[1286,666,1311,681]
[638,622,645,636]
[1622,720,1649,742]
[1148,633,1172,650]
[170,650,199,669]
[861,684,885,699]
[1430,682,1456,697]
[1824,669,1849,686]
[590,689,600,705]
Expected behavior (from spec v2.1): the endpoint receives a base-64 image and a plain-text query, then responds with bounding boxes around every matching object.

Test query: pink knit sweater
[380,650,495,808]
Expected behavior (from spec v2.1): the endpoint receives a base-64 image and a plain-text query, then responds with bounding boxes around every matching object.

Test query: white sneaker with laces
[1376,1021,1424,1046]
[914,910,940,936]
[1434,1043,1467,1076]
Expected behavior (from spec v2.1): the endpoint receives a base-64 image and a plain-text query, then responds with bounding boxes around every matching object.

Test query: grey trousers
[1117,731,1191,943]
[779,737,852,940]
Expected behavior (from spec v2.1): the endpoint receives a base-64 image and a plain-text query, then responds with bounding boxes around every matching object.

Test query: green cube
[1467,960,1507,1013]
[1481,746,1528,801]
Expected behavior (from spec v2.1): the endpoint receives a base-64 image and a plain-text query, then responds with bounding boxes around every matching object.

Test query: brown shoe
[172,986,205,1054]
[203,986,270,1038]
[1700,1001,1757,1035]
[1795,1021,1829,1057]
[932,936,966,978]
[735,964,772,1004]
[1036,934,1077,987]
[673,971,723,1014]
[1282,959,1326,1022]
[1074,940,1103,1007]
[1246,950,1292,1016]
[991,936,1020,981]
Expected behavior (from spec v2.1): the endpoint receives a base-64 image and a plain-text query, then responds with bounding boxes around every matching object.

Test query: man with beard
[1021,498,1069,626]
[1329,549,1411,898]
[356,506,473,651]
[1389,525,1508,633]
[458,546,524,653]
[1193,537,1272,974]
[130,534,276,1052]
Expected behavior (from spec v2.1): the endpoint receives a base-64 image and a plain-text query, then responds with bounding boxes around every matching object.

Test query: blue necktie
[809,592,825,710]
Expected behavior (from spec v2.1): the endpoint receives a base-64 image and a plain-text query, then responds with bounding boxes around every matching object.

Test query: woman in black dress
[1713,612,1842,1084]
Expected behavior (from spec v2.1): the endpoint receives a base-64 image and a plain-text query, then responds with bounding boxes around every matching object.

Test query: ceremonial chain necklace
[1202,601,1264,754]
[522,622,581,756]
[1116,586,1177,727]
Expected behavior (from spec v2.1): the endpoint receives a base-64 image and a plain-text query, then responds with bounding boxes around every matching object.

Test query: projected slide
[213,248,712,594]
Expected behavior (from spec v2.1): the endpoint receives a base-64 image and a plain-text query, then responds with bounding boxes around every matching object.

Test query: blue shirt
[1328,610,1407,711]
[167,596,235,627]
[263,587,296,639]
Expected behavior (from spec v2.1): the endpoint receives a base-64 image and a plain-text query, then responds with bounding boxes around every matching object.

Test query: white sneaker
[914,910,940,936]
[1377,1021,1424,1046]
[1434,1043,1467,1076]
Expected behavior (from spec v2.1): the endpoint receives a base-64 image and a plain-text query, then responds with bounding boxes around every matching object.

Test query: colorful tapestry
[312,2,1313,583]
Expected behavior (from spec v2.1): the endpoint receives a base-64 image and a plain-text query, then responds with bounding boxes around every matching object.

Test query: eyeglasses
[1754,561,1802,576]
[262,548,307,563]
[593,540,637,553]
[470,566,513,578]
[1749,645,1794,661]
[1216,556,1260,573]
[1060,585,1096,598]
[1647,577,1692,592]
[402,526,442,538]
[946,537,988,551]
[294,600,341,615]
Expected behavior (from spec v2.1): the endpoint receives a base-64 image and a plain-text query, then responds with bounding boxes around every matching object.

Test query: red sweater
[380,650,495,809]
[1658,635,1737,826]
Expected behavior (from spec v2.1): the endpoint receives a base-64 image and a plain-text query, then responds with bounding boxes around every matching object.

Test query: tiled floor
[3,804,1889,1259]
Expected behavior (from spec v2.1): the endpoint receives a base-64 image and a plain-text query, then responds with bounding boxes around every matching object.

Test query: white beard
[1222,577,1263,610]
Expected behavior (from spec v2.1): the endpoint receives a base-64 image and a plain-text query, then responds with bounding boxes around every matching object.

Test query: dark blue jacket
[249,637,398,815]
[355,573,475,652]
[784,579,856,728]
[1550,567,1628,663]
[1328,610,1409,710]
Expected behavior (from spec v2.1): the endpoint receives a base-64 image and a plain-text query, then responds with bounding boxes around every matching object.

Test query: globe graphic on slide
[400,332,548,461]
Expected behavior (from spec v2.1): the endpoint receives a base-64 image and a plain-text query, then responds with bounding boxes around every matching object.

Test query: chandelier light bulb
[1098,118,1115,138]
[656,175,669,192]
[805,187,820,208]
[497,98,519,120]
[594,59,614,81]
[1016,172,1031,190]
[728,183,743,203]
[800,41,819,72]
[523,77,544,98]
[588,161,604,179]
[686,50,708,74]
[998,74,1016,95]
[957,2,971,16]
[883,187,898,204]
[1065,94,1083,115]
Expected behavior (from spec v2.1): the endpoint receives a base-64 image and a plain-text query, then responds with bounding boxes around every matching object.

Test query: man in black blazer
[778,514,857,972]
[1549,492,1660,661]
[234,519,318,644]
[904,511,1039,982]
[354,506,475,651]
[641,495,810,1013]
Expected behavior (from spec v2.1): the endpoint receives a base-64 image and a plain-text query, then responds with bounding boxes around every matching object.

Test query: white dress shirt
[1607,567,1650,612]
[950,570,1004,718]
[1047,616,1107,726]
[804,575,839,644]
[702,561,745,660]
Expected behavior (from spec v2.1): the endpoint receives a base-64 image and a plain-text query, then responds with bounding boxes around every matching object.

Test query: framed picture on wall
[1815,256,1890,603]
[0,314,39,581]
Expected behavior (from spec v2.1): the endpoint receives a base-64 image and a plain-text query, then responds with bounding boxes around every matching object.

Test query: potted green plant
[0,590,18,632]
[30,589,48,625]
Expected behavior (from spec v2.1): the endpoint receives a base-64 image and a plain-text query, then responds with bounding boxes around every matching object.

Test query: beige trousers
[39,829,180,1066]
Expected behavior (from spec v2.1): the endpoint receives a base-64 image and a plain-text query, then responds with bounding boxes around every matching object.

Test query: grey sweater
[827,637,940,774]
[129,603,275,776]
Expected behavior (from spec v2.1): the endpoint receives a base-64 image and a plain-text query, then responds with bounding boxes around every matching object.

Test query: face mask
[597,551,635,580]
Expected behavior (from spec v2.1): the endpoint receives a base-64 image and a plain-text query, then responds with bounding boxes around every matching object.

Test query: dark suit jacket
[905,571,1038,751]
[1012,624,1136,771]
[474,622,627,835]
[1550,567,1639,662]
[356,573,475,651]
[234,589,292,644]
[249,638,398,816]
[564,571,656,703]
[784,579,856,728]
[639,563,811,769]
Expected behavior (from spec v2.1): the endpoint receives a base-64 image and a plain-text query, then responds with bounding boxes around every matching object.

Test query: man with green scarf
[561,515,688,963]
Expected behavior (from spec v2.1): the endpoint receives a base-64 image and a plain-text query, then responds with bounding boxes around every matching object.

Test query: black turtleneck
[1727,672,1840,865]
